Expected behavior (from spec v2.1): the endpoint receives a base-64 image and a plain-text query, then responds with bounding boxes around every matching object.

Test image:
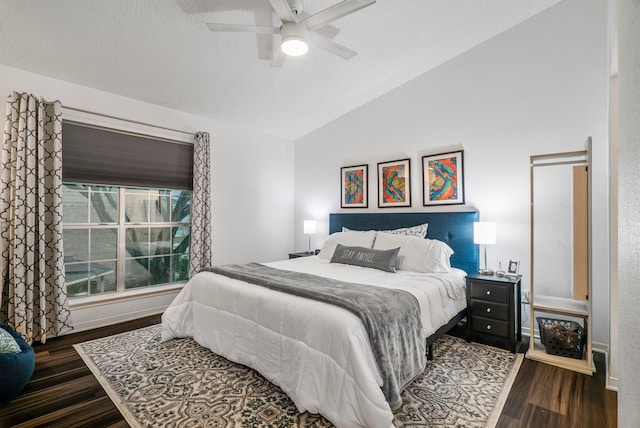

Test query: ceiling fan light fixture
[281,37,308,56]
[280,22,309,56]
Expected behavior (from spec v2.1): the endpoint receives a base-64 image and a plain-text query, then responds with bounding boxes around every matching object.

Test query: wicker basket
[536,317,586,359]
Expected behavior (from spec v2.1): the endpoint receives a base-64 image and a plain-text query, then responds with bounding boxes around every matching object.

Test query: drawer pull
[486,308,491,313]
[486,290,491,295]
[486,325,492,330]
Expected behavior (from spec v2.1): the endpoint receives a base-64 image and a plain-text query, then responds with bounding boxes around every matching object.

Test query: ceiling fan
[206,0,376,66]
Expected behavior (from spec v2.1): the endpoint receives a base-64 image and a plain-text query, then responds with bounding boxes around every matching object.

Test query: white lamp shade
[473,222,496,245]
[304,220,317,234]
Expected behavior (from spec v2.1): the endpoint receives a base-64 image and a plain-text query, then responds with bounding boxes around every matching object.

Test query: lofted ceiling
[0,0,561,140]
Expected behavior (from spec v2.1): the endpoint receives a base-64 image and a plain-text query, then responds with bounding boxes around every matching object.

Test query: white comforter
[161,256,467,428]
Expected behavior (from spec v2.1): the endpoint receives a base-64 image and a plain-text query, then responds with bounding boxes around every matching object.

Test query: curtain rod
[63,105,196,137]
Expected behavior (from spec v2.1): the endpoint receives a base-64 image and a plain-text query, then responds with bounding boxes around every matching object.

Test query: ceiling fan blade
[206,23,279,34]
[268,0,298,23]
[301,0,375,31]
[309,32,357,60]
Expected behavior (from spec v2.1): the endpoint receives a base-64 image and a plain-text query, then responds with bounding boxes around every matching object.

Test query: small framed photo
[377,158,411,208]
[341,164,368,208]
[507,260,520,275]
[422,150,465,206]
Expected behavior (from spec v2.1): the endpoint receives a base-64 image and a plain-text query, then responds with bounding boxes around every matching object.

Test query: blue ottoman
[0,323,35,405]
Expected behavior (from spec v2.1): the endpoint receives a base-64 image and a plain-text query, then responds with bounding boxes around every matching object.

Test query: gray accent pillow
[330,243,400,273]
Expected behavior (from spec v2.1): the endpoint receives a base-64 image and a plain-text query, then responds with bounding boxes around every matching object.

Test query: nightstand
[288,251,315,259]
[466,272,522,353]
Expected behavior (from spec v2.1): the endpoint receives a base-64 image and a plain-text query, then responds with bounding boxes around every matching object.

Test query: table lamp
[304,220,317,254]
[474,221,496,275]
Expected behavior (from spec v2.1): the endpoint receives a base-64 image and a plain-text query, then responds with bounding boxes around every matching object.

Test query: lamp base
[478,268,494,275]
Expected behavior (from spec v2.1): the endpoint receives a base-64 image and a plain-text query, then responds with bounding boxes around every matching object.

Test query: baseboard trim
[70,305,167,334]
[68,289,180,335]
[607,376,619,391]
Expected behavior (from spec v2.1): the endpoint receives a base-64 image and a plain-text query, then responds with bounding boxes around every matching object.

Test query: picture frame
[421,150,465,206]
[340,164,368,208]
[377,158,411,208]
[507,260,520,275]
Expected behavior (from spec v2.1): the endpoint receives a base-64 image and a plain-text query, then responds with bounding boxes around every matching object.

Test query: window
[60,121,194,299]
[63,183,191,298]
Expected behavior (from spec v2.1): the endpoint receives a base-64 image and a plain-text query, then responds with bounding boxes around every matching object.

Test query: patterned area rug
[74,325,522,428]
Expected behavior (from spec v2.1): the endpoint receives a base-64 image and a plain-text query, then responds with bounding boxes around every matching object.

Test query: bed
[161,211,479,428]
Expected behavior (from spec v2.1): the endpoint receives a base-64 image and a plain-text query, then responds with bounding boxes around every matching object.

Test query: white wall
[616,0,640,425]
[0,63,295,332]
[294,0,610,344]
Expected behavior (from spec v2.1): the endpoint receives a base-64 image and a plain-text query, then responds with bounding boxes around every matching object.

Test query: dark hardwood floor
[447,323,618,428]
[0,315,617,428]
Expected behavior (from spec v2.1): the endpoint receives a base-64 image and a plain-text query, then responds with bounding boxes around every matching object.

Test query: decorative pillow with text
[330,243,400,273]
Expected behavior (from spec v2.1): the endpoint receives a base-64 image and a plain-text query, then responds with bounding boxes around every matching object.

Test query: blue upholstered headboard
[329,211,479,274]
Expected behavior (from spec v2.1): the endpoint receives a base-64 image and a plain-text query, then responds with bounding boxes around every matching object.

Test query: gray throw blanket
[204,263,426,410]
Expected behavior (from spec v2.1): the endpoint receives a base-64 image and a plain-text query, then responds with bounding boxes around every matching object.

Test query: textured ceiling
[0,0,561,140]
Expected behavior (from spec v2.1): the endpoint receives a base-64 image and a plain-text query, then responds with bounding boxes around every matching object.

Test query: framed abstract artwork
[377,158,411,208]
[422,150,465,206]
[340,164,368,208]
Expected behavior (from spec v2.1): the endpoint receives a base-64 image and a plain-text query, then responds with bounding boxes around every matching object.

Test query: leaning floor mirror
[528,138,595,375]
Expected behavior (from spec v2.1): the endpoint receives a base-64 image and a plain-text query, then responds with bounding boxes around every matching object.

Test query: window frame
[63,183,191,299]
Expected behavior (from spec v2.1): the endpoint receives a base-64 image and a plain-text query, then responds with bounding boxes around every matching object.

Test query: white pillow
[373,232,454,273]
[318,230,377,259]
[421,239,454,272]
[342,223,428,238]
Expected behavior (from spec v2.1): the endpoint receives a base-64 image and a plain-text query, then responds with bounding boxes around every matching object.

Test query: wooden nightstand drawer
[470,300,509,321]
[471,316,510,338]
[466,273,522,353]
[469,282,510,304]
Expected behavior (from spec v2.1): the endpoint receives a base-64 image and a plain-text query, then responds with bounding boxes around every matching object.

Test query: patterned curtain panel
[189,131,212,276]
[0,92,71,343]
